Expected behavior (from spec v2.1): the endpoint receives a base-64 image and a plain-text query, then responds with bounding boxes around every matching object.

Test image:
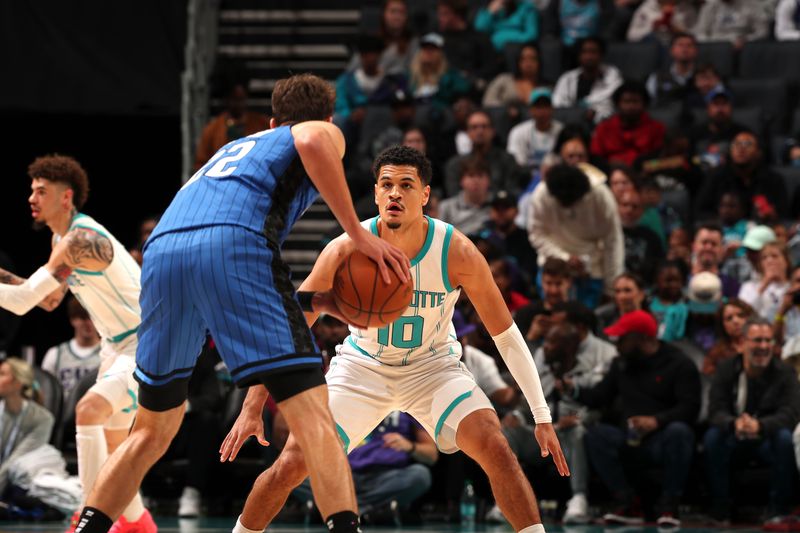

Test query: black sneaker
[361,500,401,527]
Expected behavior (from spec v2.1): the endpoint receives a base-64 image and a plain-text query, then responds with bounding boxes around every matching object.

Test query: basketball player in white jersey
[220,145,569,533]
[0,155,155,533]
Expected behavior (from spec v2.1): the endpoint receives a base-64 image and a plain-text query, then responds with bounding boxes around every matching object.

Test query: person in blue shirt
[475,0,539,51]
[71,73,411,533]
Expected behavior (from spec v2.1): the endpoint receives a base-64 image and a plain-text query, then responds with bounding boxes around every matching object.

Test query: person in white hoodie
[527,163,624,307]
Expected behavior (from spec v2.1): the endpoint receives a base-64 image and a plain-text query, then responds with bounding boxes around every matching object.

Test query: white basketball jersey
[61,214,141,344]
[344,216,462,366]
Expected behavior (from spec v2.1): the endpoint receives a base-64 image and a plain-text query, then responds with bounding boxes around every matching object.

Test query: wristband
[296,291,316,312]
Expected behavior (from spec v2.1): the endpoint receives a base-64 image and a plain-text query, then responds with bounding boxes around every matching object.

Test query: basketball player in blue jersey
[0,154,155,533]
[221,145,569,533]
[72,73,410,533]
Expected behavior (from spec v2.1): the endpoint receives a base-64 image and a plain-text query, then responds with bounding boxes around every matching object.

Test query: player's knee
[76,393,112,426]
[279,447,310,485]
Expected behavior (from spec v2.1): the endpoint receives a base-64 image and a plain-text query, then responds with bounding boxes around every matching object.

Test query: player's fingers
[553,445,570,476]
[257,435,270,447]
[387,252,408,283]
[377,258,393,285]
[219,433,234,461]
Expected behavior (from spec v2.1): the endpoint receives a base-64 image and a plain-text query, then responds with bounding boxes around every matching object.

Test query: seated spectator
[369,90,417,161]
[335,35,409,140]
[193,80,268,171]
[490,257,531,312]
[773,265,800,343]
[696,130,788,224]
[739,242,791,324]
[528,163,624,305]
[567,310,701,528]
[685,271,725,353]
[514,257,573,347]
[608,164,638,202]
[0,358,55,497]
[692,222,740,298]
[646,32,698,107]
[639,177,682,247]
[619,189,665,283]
[475,0,539,51]
[718,191,757,282]
[447,96,478,157]
[128,215,159,266]
[693,0,770,49]
[507,88,564,173]
[439,155,492,235]
[775,0,800,41]
[482,43,542,112]
[444,110,523,197]
[542,0,605,53]
[591,81,666,167]
[294,411,438,525]
[41,297,100,404]
[704,318,800,527]
[650,260,689,341]
[348,0,419,74]
[688,85,745,171]
[705,298,756,376]
[685,63,723,111]
[481,190,538,280]
[409,33,471,110]
[596,272,648,334]
[504,319,615,524]
[552,37,623,123]
[555,125,591,167]
[667,226,692,266]
[437,0,500,91]
[627,0,697,45]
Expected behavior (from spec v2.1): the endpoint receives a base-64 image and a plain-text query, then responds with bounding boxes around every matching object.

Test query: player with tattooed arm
[0,155,154,533]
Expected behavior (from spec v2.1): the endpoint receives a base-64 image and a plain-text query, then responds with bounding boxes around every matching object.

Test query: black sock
[325,510,361,533]
[74,506,113,533]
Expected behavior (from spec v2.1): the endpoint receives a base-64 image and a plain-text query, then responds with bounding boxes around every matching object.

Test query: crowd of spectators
[4,0,800,528]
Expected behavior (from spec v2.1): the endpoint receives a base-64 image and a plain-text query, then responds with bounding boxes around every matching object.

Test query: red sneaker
[108,509,158,533]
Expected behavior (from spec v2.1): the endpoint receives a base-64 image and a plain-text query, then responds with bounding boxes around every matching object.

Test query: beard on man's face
[386,221,401,230]
[32,220,47,231]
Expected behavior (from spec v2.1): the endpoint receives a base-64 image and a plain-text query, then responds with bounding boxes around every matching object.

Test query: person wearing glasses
[695,129,788,223]
[704,317,800,527]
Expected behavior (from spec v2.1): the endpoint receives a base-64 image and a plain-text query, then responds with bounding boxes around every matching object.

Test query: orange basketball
[332,250,413,329]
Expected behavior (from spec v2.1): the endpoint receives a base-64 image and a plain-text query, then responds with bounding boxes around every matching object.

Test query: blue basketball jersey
[150,125,319,246]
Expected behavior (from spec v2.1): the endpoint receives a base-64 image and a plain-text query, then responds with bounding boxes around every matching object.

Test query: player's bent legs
[85,403,185,520]
[277,384,357,519]
[240,434,309,530]
[456,409,542,531]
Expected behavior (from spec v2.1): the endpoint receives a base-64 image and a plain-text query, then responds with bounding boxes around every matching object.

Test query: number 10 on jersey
[376,316,424,349]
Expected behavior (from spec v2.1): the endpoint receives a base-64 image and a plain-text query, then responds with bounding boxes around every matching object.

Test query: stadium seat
[539,36,563,85]
[485,105,512,145]
[692,106,764,137]
[728,78,788,133]
[357,105,393,156]
[34,367,63,444]
[552,106,587,127]
[606,41,662,82]
[648,102,683,130]
[696,41,735,79]
[358,5,381,34]
[776,166,800,208]
[792,107,800,135]
[739,41,800,84]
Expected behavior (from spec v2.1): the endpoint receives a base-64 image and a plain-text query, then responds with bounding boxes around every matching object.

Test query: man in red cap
[560,309,700,528]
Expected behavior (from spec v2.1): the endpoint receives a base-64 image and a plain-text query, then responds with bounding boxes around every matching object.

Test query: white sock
[121,492,146,522]
[76,425,108,503]
[232,515,264,533]
[519,524,546,533]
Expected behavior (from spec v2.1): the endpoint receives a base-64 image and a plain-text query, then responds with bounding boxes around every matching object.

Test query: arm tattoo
[64,229,114,268]
[0,267,25,285]
[51,263,72,282]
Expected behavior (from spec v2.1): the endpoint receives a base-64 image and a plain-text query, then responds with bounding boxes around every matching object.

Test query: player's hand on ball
[534,423,570,477]
[219,409,270,462]
[352,228,410,284]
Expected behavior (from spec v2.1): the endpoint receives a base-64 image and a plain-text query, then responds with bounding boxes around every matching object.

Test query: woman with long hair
[703,299,755,375]
[483,43,542,109]
[595,272,648,334]
[409,33,470,108]
[0,358,54,495]
[349,0,419,74]
[738,242,792,323]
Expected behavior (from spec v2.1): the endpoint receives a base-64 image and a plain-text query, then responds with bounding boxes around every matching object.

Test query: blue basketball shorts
[134,225,323,410]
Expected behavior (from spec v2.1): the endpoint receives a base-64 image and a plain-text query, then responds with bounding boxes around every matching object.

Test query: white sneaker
[178,486,201,518]
[563,493,590,524]
[485,504,507,523]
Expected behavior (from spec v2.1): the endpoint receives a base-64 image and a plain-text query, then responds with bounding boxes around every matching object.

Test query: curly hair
[27,154,90,209]
[372,145,432,185]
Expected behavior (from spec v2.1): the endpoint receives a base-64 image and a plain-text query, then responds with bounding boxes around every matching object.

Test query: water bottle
[460,480,476,527]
